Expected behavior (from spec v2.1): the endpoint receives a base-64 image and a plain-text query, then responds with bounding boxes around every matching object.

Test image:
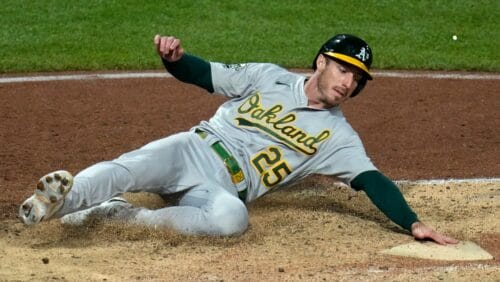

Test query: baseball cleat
[60,197,133,225]
[18,170,74,225]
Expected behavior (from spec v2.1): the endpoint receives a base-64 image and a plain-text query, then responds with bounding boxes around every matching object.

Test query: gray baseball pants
[56,131,249,236]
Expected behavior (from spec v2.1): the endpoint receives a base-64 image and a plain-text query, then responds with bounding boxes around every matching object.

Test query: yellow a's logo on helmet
[355,47,370,63]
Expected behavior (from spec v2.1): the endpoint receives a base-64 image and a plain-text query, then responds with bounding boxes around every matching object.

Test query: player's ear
[316,54,327,71]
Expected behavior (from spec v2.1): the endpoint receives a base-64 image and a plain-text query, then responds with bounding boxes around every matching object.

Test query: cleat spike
[61,178,69,186]
[37,181,45,191]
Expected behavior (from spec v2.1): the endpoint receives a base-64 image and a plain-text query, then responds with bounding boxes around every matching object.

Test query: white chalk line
[0,72,171,84]
[395,178,500,186]
[1,70,499,84]
[372,71,500,80]
[330,178,499,188]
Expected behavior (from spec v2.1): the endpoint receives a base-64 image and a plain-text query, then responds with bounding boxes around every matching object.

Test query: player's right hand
[154,34,184,62]
[411,221,459,245]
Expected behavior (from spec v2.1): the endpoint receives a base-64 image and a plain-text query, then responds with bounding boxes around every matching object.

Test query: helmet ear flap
[351,76,367,98]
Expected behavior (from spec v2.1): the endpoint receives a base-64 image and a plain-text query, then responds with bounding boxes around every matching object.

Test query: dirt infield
[0,71,499,281]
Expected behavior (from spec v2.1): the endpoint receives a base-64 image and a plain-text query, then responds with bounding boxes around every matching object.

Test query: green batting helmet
[312,34,373,97]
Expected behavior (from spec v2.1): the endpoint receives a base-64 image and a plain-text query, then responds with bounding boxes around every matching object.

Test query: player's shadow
[249,176,409,235]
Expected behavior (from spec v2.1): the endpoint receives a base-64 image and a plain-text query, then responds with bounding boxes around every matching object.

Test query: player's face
[315,56,363,107]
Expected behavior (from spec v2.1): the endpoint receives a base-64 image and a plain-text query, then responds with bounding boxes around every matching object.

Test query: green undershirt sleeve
[350,170,418,231]
[161,53,214,93]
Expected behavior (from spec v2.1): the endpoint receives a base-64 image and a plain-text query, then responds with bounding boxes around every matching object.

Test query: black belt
[196,130,247,201]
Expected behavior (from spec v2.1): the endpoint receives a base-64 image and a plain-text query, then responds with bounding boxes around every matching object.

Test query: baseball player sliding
[19,33,458,245]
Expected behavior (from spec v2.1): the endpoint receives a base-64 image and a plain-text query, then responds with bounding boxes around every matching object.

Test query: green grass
[1,0,498,73]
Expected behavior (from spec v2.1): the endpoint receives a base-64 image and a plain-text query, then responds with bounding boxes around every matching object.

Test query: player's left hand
[154,34,184,62]
[411,221,459,245]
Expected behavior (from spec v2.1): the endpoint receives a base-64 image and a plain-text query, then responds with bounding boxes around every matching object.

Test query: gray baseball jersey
[196,62,377,202]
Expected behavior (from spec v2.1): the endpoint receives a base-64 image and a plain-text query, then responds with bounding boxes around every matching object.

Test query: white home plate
[381,241,493,261]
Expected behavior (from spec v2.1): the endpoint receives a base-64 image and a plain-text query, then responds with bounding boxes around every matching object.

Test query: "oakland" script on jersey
[235,93,331,155]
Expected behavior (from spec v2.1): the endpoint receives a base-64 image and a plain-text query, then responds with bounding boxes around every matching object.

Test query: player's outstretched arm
[351,170,459,245]
[411,221,459,245]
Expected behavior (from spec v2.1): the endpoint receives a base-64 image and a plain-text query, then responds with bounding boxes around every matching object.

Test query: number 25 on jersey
[251,146,292,188]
